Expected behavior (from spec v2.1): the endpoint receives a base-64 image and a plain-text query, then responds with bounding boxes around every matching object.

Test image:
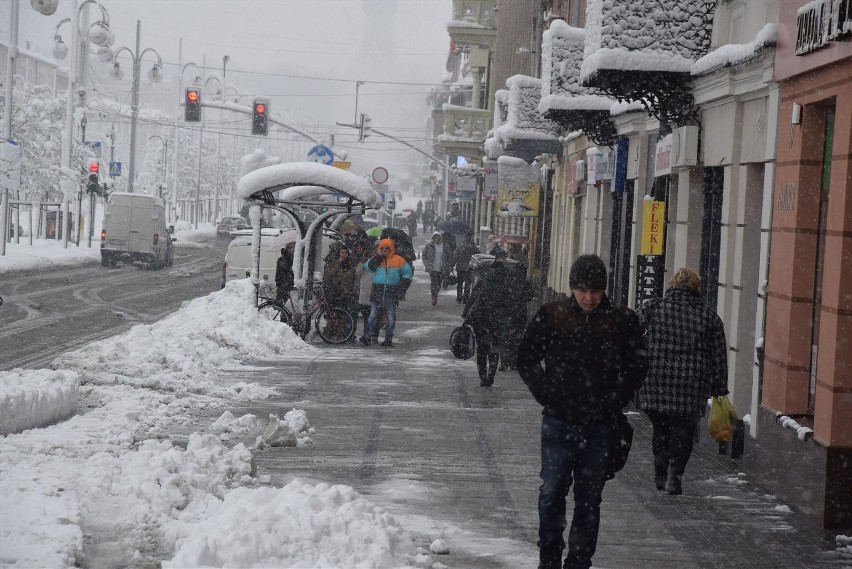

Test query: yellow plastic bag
[708,396,738,443]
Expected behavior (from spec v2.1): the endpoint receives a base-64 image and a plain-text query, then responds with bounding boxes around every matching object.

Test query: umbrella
[265,229,300,251]
[381,227,416,264]
[365,225,386,238]
[436,220,472,235]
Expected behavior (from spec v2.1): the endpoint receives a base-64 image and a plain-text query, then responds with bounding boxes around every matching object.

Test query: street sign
[372,166,389,184]
[109,161,122,177]
[307,145,334,165]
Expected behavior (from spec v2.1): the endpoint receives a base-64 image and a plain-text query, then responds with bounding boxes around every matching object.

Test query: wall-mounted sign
[654,134,672,177]
[641,199,666,255]
[483,160,498,201]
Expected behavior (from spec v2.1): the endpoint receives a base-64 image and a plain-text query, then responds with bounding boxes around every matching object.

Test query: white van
[100,192,175,269]
[221,231,282,297]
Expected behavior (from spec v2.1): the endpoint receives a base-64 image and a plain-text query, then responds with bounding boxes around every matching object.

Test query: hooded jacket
[365,238,413,304]
[517,294,648,424]
[421,232,454,275]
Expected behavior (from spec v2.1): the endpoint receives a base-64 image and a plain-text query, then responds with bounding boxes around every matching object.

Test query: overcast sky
[7,0,453,182]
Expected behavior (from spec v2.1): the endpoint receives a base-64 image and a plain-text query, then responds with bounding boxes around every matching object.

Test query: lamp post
[50,0,113,248]
[148,135,168,199]
[111,20,163,193]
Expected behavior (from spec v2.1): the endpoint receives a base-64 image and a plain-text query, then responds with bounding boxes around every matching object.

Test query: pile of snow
[0,369,78,435]
[0,278,441,568]
[53,279,309,399]
[0,239,101,273]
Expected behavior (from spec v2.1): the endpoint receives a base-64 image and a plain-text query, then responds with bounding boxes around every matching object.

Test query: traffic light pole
[335,121,447,172]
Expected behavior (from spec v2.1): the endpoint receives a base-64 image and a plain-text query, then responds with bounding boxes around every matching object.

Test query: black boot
[654,456,669,491]
[665,466,683,495]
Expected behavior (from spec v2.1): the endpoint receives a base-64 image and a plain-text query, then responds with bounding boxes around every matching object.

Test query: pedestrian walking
[500,261,534,370]
[421,231,453,306]
[516,254,648,569]
[453,233,479,304]
[406,212,418,238]
[635,267,729,496]
[275,240,296,303]
[422,208,434,234]
[462,250,513,387]
[359,238,413,347]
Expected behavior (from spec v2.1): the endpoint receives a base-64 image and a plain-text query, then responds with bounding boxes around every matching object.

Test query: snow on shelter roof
[236,162,382,209]
[580,0,713,84]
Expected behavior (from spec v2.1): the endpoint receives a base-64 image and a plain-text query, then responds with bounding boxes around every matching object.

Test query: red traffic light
[254,103,266,114]
[89,162,99,173]
[186,89,199,102]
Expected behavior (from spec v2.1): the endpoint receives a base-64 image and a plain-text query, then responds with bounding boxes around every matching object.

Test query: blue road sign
[307,145,334,165]
[109,161,122,177]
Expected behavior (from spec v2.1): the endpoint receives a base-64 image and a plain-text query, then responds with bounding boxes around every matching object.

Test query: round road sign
[372,167,389,184]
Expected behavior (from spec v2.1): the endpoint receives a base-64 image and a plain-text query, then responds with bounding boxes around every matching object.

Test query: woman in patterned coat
[636,267,729,495]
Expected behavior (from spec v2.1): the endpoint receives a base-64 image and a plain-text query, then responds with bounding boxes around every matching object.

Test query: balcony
[446,0,498,50]
[438,105,493,159]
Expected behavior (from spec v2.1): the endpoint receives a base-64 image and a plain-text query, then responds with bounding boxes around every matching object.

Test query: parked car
[100,192,175,269]
[216,216,250,238]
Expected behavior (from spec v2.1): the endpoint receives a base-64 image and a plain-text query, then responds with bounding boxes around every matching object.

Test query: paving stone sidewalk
[206,267,851,569]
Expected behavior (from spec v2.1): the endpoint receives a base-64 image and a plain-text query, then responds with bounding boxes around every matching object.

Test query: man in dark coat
[517,254,647,569]
[636,267,729,495]
[463,250,513,386]
[453,233,479,304]
[275,240,296,302]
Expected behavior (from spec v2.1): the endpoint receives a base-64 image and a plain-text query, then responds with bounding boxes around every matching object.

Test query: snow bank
[164,480,425,569]
[52,279,313,399]
[0,369,79,435]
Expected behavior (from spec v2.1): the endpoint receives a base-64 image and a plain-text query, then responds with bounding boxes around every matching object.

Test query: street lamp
[51,0,113,249]
[148,135,168,199]
[111,20,163,193]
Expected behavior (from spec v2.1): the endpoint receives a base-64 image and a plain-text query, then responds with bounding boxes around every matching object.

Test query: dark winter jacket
[453,240,479,272]
[275,250,294,294]
[517,294,648,424]
[463,261,513,337]
[635,286,729,417]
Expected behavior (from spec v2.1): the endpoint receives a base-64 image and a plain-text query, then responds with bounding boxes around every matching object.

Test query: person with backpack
[516,254,647,569]
[462,250,513,387]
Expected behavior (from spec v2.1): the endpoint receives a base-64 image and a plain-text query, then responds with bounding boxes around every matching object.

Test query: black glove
[399,279,412,294]
[367,255,384,270]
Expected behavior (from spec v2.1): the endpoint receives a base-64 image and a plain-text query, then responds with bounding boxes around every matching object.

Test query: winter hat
[569,254,607,290]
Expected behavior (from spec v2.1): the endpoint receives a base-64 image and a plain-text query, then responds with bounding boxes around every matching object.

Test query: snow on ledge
[691,24,778,76]
[0,369,79,435]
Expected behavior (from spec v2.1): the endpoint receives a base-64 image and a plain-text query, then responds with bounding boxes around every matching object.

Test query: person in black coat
[636,267,729,495]
[275,240,296,302]
[462,250,513,386]
[517,254,647,569]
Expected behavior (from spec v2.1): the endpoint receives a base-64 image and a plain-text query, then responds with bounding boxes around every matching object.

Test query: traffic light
[86,160,100,194]
[358,113,372,142]
[252,99,269,135]
[184,87,201,122]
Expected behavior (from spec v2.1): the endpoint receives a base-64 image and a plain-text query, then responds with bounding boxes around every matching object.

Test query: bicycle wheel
[315,307,355,344]
[258,301,292,325]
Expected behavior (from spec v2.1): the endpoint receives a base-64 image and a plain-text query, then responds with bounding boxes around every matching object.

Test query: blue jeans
[538,416,611,569]
[365,300,396,340]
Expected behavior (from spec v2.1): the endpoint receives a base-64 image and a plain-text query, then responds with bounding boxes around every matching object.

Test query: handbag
[606,412,634,480]
[444,270,458,287]
[449,324,476,360]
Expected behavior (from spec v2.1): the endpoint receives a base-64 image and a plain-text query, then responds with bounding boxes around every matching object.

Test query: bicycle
[258,282,355,344]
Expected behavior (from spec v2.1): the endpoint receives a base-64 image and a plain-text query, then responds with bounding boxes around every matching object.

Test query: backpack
[449,324,476,360]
